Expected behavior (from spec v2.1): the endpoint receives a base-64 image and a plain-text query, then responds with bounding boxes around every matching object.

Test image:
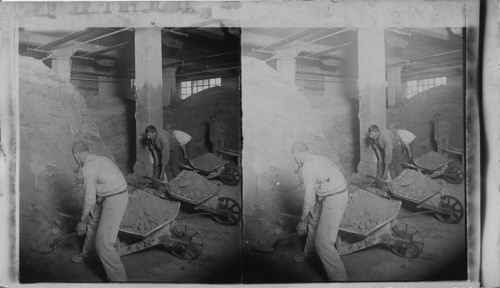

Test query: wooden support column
[275,52,297,84]
[356,28,387,177]
[51,47,73,83]
[162,66,177,107]
[387,66,402,106]
[132,28,163,178]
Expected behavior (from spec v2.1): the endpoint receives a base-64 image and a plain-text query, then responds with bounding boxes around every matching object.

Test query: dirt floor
[19,178,242,283]
[243,174,467,282]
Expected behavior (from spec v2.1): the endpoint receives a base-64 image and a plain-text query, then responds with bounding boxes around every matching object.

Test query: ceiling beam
[242,32,347,58]
[19,30,120,57]
[165,51,240,67]
[260,28,323,52]
[387,50,462,67]
[303,42,353,58]
[80,42,129,58]
[412,28,462,45]
[34,28,101,51]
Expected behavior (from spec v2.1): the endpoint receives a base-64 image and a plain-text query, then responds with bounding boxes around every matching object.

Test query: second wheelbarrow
[178,153,241,186]
[402,152,464,184]
[367,169,464,224]
[144,170,242,226]
[337,187,424,259]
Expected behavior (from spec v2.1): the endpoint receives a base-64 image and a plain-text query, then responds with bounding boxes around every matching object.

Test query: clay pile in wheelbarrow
[413,151,449,170]
[120,188,180,236]
[190,153,227,172]
[340,186,401,236]
[166,170,220,203]
[389,169,442,202]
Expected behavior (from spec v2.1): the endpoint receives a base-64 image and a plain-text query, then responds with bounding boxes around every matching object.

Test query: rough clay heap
[166,170,220,203]
[413,151,449,170]
[190,153,227,172]
[120,188,180,236]
[164,86,241,156]
[389,169,442,201]
[340,186,401,235]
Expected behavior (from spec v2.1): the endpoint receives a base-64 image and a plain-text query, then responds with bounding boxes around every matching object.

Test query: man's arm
[81,168,97,221]
[300,166,316,222]
[382,136,393,179]
[180,145,189,161]
[405,143,413,159]
[159,134,171,180]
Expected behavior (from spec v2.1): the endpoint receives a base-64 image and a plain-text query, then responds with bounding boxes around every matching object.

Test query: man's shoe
[71,254,88,263]
[293,253,316,263]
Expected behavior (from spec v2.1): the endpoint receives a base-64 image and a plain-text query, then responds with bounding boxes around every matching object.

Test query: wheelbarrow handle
[143,175,167,187]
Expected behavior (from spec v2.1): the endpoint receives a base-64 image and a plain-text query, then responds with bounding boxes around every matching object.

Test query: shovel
[250,232,299,254]
[38,232,77,254]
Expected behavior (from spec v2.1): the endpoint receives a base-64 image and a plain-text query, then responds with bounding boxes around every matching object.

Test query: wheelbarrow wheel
[165,224,203,261]
[435,195,464,224]
[219,166,241,186]
[443,166,464,184]
[212,197,242,226]
[389,223,424,259]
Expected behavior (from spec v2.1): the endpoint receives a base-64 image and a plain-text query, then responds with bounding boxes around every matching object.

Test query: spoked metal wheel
[389,223,424,259]
[212,197,242,226]
[435,195,464,224]
[165,224,203,261]
[219,166,241,186]
[443,166,464,184]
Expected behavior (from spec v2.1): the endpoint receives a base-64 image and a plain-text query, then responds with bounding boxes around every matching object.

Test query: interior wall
[71,77,136,175]
[295,77,359,174]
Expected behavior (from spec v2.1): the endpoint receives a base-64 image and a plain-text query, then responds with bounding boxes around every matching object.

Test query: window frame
[405,76,447,99]
[180,77,221,99]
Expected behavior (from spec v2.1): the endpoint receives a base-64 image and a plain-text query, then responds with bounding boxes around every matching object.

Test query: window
[180,78,221,99]
[406,76,446,99]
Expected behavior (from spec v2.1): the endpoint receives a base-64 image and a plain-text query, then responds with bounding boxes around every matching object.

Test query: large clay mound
[19,56,114,253]
[164,86,241,157]
[388,85,464,151]
[242,56,342,248]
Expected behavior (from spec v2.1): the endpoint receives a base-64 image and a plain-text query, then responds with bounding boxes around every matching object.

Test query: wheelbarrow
[367,169,464,224]
[117,188,203,260]
[337,187,424,259]
[402,152,464,184]
[178,153,241,186]
[144,170,242,226]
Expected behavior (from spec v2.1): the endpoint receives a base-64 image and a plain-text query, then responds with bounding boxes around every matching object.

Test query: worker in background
[368,124,403,180]
[145,125,179,181]
[433,113,450,155]
[209,114,225,155]
[164,124,193,167]
[71,141,128,282]
[291,141,348,281]
[388,123,417,161]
